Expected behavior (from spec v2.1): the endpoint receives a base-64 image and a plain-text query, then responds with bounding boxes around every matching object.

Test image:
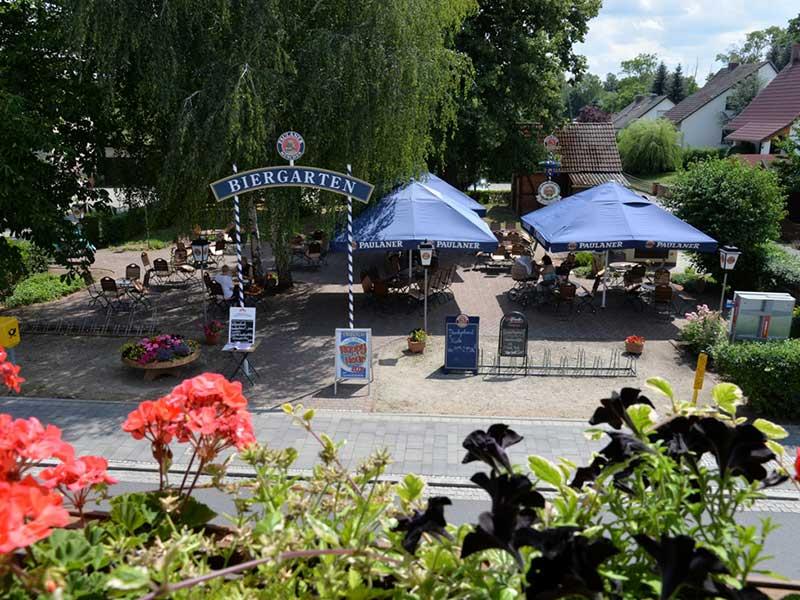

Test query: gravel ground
[373,336,715,418]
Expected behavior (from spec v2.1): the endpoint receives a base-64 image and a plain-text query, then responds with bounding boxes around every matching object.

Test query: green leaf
[396,473,425,504]
[712,383,743,415]
[305,515,339,546]
[753,418,789,440]
[254,511,283,536]
[281,403,294,415]
[106,565,150,591]
[498,588,519,600]
[646,377,674,401]
[302,408,315,421]
[348,568,362,591]
[528,455,563,487]
[109,492,159,534]
[626,404,656,433]
[583,428,605,441]
[175,495,217,528]
[765,440,785,457]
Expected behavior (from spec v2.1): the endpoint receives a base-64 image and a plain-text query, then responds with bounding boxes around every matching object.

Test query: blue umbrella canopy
[418,173,487,216]
[331,180,497,253]
[520,182,717,253]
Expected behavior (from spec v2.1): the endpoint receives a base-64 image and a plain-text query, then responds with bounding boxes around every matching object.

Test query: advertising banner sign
[334,328,372,381]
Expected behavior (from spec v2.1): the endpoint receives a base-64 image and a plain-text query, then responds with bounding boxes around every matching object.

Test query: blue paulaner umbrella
[520,182,717,307]
[418,173,487,217]
[520,182,717,253]
[331,179,497,253]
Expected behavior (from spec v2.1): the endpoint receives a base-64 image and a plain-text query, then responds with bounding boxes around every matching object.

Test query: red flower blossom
[122,397,182,444]
[0,415,74,480]
[40,455,117,492]
[795,448,800,482]
[0,347,25,393]
[0,477,70,554]
[169,372,247,411]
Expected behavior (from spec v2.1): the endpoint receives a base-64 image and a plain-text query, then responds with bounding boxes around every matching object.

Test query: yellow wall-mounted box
[0,317,20,348]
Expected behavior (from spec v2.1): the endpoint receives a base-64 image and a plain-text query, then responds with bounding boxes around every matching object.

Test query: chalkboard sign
[499,312,528,357]
[444,315,479,373]
[228,307,256,347]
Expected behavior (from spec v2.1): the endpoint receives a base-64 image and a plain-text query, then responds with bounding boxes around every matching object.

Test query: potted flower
[625,335,645,354]
[407,328,427,354]
[204,320,224,345]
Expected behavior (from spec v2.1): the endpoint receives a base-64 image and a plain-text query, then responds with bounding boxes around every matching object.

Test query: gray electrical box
[729,291,796,342]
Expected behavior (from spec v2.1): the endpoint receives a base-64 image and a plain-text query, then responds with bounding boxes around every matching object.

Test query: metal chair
[83,272,108,309]
[150,258,172,285]
[652,285,675,319]
[125,263,141,281]
[99,276,124,311]
[172,248,197,283]
[576,271,604,314]
[554,282,577,313]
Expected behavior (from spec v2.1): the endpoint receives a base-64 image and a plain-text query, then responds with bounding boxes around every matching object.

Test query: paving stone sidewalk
[3,396,799,489]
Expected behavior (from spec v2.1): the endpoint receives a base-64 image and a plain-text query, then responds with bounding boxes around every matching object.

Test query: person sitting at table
[514,250,535,278]
[556,252,576,280]
[213,265,235,300]
[536,255,558,295]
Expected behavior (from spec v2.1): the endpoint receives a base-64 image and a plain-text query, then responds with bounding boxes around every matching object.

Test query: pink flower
[40,455,117,492]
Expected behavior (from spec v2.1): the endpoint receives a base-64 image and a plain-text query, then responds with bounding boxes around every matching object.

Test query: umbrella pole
[408,250,412,280]
[601,250,609,308]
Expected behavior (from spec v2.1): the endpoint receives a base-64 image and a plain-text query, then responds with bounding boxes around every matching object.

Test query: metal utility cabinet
[728,291,796,342]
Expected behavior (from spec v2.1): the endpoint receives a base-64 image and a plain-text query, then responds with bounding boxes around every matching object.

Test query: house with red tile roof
[725,44,800,154]
[663,61,777,148]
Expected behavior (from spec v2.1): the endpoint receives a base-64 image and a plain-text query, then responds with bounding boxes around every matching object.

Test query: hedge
[681,147,727,169]
[5,272,85,308]
[760,243,800,297]
[713,339,800,418]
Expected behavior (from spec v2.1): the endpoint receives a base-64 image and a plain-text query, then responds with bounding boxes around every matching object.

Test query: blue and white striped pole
[232,164,244,308]
[347,164,354,329]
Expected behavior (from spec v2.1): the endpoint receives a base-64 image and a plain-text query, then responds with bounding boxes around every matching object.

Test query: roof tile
[557,122,624,174]
[664,62,768,124]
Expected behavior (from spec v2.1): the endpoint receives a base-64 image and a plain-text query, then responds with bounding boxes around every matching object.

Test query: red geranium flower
[0,415,74,480]
[795,448,800,482]
[40,455,117,492]
[0,347,25,393]
[0,477,70,554]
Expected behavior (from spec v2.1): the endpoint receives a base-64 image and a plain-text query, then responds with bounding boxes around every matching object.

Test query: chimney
[728,62,740,71]
[793,43,800,66]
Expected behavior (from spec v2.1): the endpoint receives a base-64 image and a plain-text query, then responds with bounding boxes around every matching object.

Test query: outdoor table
[223,340,261,385]
[609,261,637,270]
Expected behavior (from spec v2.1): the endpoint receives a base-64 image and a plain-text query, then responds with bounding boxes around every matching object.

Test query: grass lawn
[627,171,678,193]
[483,202,521,230]
[107,227,178,252]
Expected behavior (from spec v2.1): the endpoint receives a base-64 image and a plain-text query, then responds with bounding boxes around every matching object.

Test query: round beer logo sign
[543,134,560,153]
[455,314,470,328]
[537,180,561,205]
[645,240,656,249]
[276,131,305,162]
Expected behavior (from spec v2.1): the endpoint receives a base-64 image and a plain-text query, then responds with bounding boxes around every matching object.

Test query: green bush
[467,190,512,205]
[760,243,800,296]
[5,272,85,307]
[574,251,593,267]
[671,267,716,293]
[713,339,800,418]
[792,306,800,338]
[681,147,726,169]
[665,159,786,289]
[0,239,51,298]
[679,304,727,355]
[617,118,682,174]
[82,208,150,247]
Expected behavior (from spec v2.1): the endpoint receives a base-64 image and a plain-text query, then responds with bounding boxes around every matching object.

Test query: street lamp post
[192,238,211,324]
[718,245,741,313]
[418,241,434,333]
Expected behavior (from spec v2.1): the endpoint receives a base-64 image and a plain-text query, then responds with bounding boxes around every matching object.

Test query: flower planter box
[407,339,426,354]
[122,346,201,381]
[625,341,644,355]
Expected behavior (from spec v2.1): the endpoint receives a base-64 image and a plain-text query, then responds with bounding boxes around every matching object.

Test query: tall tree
[0,0,114,280]
[564,73,604,119]
[438,0,601,187]
[668,64,686,104]
[724,75,763,120]
[651,62,668,95]
[71,0,474,282]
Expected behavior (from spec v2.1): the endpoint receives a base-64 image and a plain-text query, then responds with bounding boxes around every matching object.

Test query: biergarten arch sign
[208,131,374,396]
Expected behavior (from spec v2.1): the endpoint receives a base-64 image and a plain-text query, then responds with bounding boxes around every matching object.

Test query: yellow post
[0,316,20,349]
[692,352,708,405]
